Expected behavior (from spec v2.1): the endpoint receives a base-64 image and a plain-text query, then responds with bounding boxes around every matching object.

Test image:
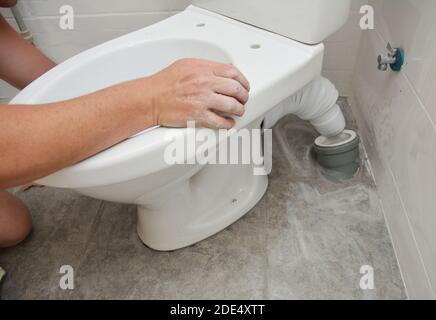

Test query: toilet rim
[10,6,324,189]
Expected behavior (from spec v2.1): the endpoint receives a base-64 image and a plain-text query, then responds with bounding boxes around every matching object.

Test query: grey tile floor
[0,98,406,299]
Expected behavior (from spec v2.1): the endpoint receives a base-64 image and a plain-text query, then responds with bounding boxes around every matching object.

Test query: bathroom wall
[0,0,367,103]
[323,0,368,95]
[0,0,188,103]
[351,0,436,299]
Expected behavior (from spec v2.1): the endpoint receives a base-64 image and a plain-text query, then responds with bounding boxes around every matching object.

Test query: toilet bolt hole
[196,23,206,27]
[250,44,261,49]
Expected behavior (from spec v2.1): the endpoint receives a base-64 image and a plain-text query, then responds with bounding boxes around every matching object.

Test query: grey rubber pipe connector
[314,129,360,169]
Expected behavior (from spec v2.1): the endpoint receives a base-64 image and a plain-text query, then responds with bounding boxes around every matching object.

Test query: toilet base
[136,164,268,251]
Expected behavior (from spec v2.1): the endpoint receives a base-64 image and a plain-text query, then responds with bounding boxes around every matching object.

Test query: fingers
[213,77,249,104]
[209,93,245,117]
[198,93,243,129]
[153,58,249,130]
[200,110,235,130]
[213,64,250,92]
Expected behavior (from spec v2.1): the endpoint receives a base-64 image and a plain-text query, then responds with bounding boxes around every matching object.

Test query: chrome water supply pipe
[11,1,33,44]
[378,43,405,72]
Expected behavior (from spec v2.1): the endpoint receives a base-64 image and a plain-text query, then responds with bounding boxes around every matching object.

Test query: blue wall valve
[378,43,405,72]
[390,47,405,71]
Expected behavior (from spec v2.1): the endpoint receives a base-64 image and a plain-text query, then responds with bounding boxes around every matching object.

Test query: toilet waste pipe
[264,76,346,138]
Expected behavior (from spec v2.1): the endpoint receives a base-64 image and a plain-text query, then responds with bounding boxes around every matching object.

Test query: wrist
[147,76,161,127]
[121,77,160,127]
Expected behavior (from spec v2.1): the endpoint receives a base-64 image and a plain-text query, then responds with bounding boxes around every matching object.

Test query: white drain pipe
[264,76,346,138]
[11,3,33,44]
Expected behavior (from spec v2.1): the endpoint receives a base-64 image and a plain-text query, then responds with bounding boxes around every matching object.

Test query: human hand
[145,58,250,129]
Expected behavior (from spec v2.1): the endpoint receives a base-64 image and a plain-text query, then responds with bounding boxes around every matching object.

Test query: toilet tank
[192,0,351,44]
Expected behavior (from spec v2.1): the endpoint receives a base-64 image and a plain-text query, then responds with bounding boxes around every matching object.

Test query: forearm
[0,79,156,189]
[0,58,251,189]
[0,15,56,89]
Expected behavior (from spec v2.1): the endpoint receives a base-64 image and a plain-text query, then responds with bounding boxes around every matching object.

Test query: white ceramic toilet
[11,0,351,251]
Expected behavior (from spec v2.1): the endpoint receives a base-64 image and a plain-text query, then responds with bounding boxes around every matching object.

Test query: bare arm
[0,9,249,189]
[0,15,56,89]
[0,59,250,189]
[0,80,155,188]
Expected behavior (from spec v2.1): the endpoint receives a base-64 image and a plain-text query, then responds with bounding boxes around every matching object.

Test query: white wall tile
[18,13,176,62]
[16,0,191,16]
[371,0,436,127]
[0,0,189,101]
[352,0,436,298]
[352,83,433,298]
[323,6,368,95]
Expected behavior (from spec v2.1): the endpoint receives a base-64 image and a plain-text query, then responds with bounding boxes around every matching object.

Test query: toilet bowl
[11,3,350,251]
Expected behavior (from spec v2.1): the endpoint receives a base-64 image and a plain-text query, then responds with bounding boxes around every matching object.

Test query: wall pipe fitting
[11,2,33,44]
